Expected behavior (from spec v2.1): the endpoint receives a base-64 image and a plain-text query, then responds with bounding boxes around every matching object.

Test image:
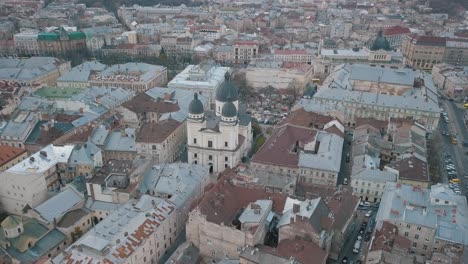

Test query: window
[194,161,197,164]
[209,155,213,160]
[194,153,197,158]
[193,138,197,144]
[208,141,213,148]
[225,141,228,147]
[423,245,427,250]
[415,234,419,239]
[224,157,228,162]
[417,226,421,231]
[412,242,417,247]
[407,224,411,229]
[435,199,439,202]
[404,232,408,237]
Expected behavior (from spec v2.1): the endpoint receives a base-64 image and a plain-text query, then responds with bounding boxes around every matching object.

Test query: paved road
[338,133,353,186]
[440,101,468,196]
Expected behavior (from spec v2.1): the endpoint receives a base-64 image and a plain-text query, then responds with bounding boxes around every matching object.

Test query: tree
[427,133,442,183]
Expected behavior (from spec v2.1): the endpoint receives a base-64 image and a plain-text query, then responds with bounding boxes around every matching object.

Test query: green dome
[221,101,237,118]
[189,93,204,115]
[216,81,239,102]
[371,31,391,51]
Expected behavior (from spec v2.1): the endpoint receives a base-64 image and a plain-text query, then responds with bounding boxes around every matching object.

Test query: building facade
[187,77,252,174]
[401,35,446,70]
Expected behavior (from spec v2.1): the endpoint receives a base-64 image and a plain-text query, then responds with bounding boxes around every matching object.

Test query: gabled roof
[34,188,84,223]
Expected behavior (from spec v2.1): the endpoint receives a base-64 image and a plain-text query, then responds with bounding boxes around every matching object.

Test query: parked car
[360,201,371,207]
[343,178,348,185]
[365,210,372,217]
[361,222,368,229]
[342,257,349,263]
[364,232,371,242]
[359,227,365,235]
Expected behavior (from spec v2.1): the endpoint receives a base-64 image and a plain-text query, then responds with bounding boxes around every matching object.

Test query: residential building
[251,108,344,187]
[139,163,211,235]
[103,128,136,161]
[120,87,208,161]
[0,111,39,149]
[351,170,397,202]
[272,49,314,64]
[375,183,468,258]
[167,63,231,105]
[37,27,87,57]
[190,25,225,41]
[66,140,103,182]
[0,57,71,86]
[366,221,415,264]
[330,20,352,40]
[0,145,27,172]
[56,195,177,264]
[0,144,74,214]
[432,63,468,99]
[57,61,107,88]
[186,172,287,261]
[213,45,233,64]
[310,64,440,131]
[233,40,259,64]
[444,38,468,66]
[385,156,430,188]
[187,76,252,174]
[382,26,411,49]
[239,240,328,264]
[401,35,446,70]
[14,30,40,56]
[88,62,167,92]
[245,59,314,91]
[0,215,68,263]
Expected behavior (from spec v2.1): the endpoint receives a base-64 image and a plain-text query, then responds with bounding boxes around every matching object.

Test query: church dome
[188,93,204,115]
[221,101,237,118]
[371,31,391,51]
[216,73,239,102]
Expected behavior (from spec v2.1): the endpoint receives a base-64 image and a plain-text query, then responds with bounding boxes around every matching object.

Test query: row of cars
[444,154,463,195]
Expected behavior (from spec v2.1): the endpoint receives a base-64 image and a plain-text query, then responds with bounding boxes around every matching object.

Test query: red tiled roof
[197,170,287,225]
[386,156,429,182]
[234,40,258,46]
[408,34,447,45]
[383,26,411,36]
[136,119,182,144]
[122,93,180,114]
[0,145,26,167]
[251,124,316,168]
[274,49,307,55]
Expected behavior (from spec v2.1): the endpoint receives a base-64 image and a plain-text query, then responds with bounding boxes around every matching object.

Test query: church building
[187,74,252,174]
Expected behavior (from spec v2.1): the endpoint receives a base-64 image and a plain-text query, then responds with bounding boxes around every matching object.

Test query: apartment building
[375,183,468,258]
[56,195,177,264]
[37,27,87,57]
[88,62,167,93]
[14,31,40,56]
[0,144,74,214]
[273,49,314,64]
[444,39,468,66]
[0,145,27,172]
[351,170,397,202]
[401,35,446,70]
[251,109,344,187]
[233,40,259,64]
[103,129,137,161]
[382,26,411,49]
[431,63,468,98]
[310,64,440,131]
[0,111,39,149]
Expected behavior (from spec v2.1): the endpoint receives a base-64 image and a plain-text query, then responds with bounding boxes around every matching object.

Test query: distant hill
[429,0,467,17]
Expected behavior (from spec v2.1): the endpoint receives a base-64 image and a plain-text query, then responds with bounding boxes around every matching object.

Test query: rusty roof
[122,92,180,114]
[197,169,287,225]
[136,119,182,144]
[0,145,26,167]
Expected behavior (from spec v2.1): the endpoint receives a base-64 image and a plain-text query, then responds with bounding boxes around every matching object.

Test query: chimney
[293,203,300,213]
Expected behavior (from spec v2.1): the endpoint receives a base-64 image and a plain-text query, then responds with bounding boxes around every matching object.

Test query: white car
[343,178,348,185]
[365,210,372,217]
[360,202,371,207]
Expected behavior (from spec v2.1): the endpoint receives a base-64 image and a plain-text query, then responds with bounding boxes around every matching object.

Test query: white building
[351,170,397,202]
[14,31,39,56]
[167,63,230,106]
[310,64,440,131]
[186,77,252,174]
[0,144,74,214]
[376,183,468,258]
[330,21,352,39]
[55,195,177,264]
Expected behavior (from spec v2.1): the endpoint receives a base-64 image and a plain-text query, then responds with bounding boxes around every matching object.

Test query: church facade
[187,76,252,174]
